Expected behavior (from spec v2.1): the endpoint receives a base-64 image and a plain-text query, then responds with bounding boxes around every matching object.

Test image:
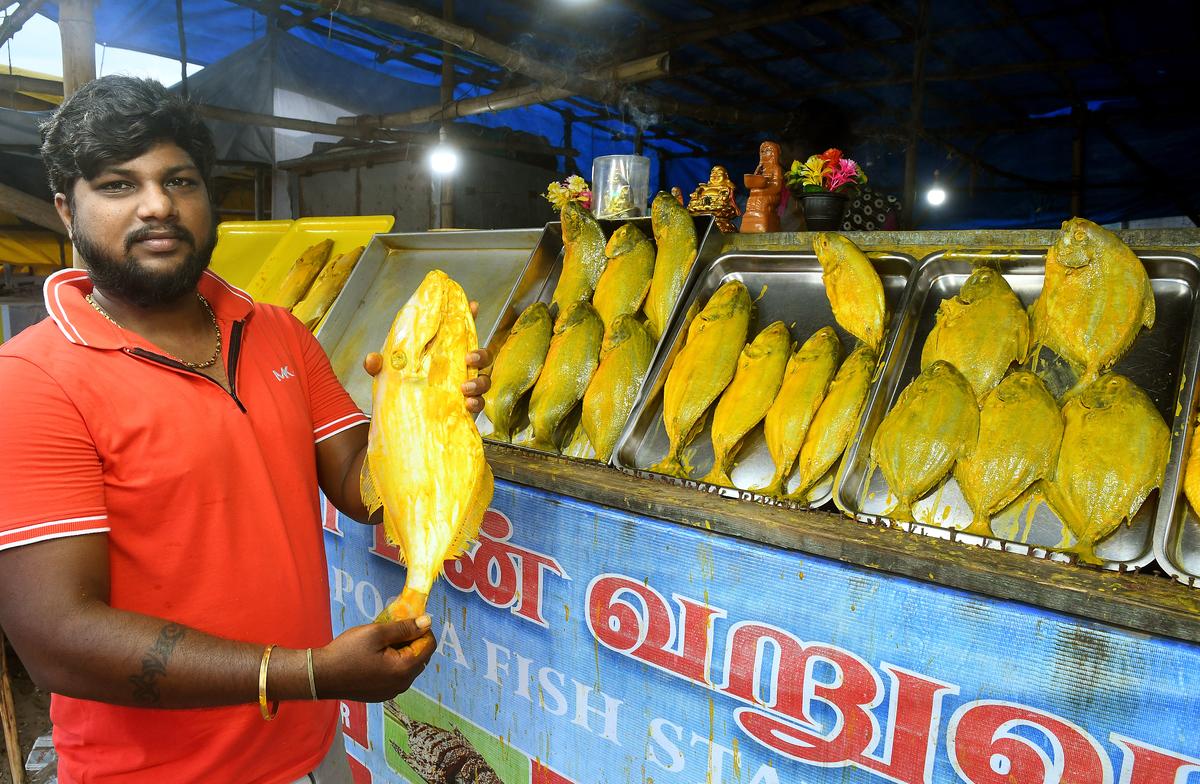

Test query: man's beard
[74,219,216,308]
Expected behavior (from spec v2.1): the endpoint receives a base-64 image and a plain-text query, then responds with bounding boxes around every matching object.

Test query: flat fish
[788,345,877,501]
[644,192,699,339]
[872,361,979,521]
[1029,217,1155,396]
[525,301,604,452]
[702,321,792,488]
[551,200,607,321]
[593,223,655,337]
[813,232,886,352]
[1044,373,1168,564]
[582,314,657,462]
[756,326,841,497]
[652,280,752,477]
[922,266,1029,399]
[482,302,553,442]
[954,371,1062,536]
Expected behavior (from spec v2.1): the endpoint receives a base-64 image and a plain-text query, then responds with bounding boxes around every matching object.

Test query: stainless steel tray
[476,215,720,464]
[613,250,917,507]
[835,249,1200,572]
[317,228,544,411]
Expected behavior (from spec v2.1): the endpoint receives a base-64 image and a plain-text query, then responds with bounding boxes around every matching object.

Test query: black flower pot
[801,191,849,231]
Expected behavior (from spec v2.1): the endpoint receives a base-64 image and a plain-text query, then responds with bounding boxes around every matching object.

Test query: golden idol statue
[687,165,741,233]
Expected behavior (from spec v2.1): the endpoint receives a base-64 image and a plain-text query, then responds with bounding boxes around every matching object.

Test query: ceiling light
[429,143,459,175]
[926,185,947,206]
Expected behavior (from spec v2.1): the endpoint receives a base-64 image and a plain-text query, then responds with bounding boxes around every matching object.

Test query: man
[0,76,490,783]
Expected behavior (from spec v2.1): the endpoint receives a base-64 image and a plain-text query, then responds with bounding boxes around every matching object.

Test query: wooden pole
[58,0,96,97]
[1,629,26,784]
[0,0,49,49]
[902,0,930,229]
[438,0,455,229]
[0,183,66,235]
[1071,104,1086,217]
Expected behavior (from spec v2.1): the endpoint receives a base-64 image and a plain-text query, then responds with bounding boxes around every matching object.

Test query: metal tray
[317,228,544,411]
[835,249,1200,572]
[613,250,917,507]
[476,215,720,464]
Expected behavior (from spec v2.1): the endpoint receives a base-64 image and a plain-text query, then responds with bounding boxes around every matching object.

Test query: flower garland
[544,175,592,211]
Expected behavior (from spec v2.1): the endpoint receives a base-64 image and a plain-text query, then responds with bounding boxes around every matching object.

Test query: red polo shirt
[0,269,369,783]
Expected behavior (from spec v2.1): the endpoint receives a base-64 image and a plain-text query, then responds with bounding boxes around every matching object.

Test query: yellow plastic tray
[243,216,395,307]
[209,220,293,290]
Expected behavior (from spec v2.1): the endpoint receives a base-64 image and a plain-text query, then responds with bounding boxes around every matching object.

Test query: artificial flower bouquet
[784,148,867,194]
[544,175,592,211]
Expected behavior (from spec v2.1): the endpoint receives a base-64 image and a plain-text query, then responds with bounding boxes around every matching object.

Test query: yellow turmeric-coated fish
[362,270,493,627]
[581,315,656,462]
[551,201,607,321]
[756,326,841,497]
[1029,218,1155,396]
[482,302,553,442]
[644,192,699,339]
[813,232,886,352]
[921,266,1029,399]
[872,361,979,521]
[1185,419,1200,518]
[593,223,655,337]
[787,345,877,501]
[1044,374,1168,564]
[526,301,604,452]
[290,245,364,331]
[702,321,792,488]
[954,371,1063,536]
[253,238,333,309]
[652,280,752,477]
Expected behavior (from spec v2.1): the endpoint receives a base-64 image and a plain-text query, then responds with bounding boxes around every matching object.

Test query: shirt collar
[43,268,256,350]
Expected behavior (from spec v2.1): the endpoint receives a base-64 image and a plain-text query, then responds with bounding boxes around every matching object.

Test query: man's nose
[135,183,177,222]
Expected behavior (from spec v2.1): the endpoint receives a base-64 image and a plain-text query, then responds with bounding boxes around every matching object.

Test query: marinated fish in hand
[362,270,493,634]
[526,301,604,451]
[644,192,699,339]
[921,266,1029,399]
[482,302,553,442]
[1029,217,1155,395]
[702,321,792,488]
[813,232,886,352]
[787,345,876,501]
[756,326,841,497]
[872,361,978,521]
[582,315,656,462]
[1044,374,1168,564]
[593,223,655,336]
[290,245,364,331]
[652,280,752,477]
[954,371,1063,536]
[551,201,607,320]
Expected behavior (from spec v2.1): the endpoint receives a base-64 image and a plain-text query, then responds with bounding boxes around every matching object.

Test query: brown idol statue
[741,141,782,233]
[686,165,741,233]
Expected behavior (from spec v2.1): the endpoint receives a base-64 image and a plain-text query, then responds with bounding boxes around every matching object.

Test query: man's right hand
[314,616,436,702]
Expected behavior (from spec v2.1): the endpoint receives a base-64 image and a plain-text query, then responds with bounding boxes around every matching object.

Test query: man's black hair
[39,75,216,202]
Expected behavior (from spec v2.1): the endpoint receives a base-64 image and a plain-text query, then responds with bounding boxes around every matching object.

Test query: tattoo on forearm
[128,623,187,705]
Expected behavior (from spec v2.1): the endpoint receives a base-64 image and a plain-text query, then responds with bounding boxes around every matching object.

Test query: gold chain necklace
[85,292,223,370]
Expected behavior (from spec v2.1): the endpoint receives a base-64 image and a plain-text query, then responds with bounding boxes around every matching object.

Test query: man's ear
[53,192,73,237]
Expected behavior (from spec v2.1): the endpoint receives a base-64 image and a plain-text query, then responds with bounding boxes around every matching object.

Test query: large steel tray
[476,215,720,464]
[613,250,916,507]
[834,249,1200,572]
[317,228,544,411]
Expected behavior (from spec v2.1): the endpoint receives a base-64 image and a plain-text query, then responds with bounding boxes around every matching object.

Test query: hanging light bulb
[429,127,459,175]
[926,168,947,207]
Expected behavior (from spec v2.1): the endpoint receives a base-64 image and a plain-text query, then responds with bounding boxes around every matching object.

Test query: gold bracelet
[258,644,279,721]
[306,647,318,701]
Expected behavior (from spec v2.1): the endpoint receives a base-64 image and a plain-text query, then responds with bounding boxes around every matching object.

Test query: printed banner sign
[322,480,1200,783]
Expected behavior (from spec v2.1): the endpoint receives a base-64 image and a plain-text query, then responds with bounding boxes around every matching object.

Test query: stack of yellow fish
[650,232,884,504]
[870,217,1167,565]
[245,239,365,332]
[482,193,698,461]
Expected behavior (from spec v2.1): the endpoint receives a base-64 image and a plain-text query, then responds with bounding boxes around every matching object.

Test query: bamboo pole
[0,0,48,49]
[902,0,929,229]
[0,629,25,784]
[58,0,96,97]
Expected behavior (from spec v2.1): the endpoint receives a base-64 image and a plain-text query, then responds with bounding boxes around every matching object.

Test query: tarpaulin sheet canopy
[17,0,1200,229]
